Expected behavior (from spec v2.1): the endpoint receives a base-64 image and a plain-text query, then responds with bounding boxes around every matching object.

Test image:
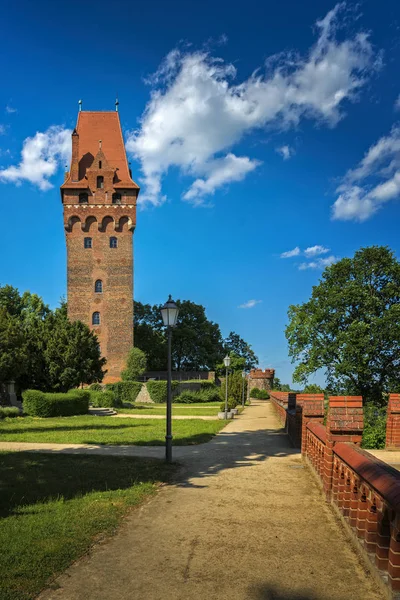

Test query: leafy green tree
[224,331,258,370]
[134,299,224,371]
[303,383,325,394]
[216,352,246,376]
[220,370,247,405]
[286,246,400,404]
[121,347,147,381]
[0,307,27,384]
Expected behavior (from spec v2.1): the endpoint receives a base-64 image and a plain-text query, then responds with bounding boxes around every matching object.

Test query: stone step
[89,407,117,417]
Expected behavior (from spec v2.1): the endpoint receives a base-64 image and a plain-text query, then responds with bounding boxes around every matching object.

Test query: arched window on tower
[110,237,118,249]
[84,237,92,249]
[95,280,103,293]
[97,176,104,189]
[112,193,121,204]
[79,193,88,204]
[92,312,100,326]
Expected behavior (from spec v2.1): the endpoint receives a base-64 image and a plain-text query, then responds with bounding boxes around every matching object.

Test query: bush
[0,406,20,419]
[89,383,103,391]
[90,390,115,408]
[22,390,89,417]
[121,347,147,381]
[174,388,221,404]
[105,381,142,405]
[362,403,387,449]
[146,381,179,403]
[220,372,247,405]
[250,388,270,399]
[219,397,237,412]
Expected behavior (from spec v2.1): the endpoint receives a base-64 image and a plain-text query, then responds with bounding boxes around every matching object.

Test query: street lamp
[223,354,231,419]
[160,295,179,463]
[242,370,246,408]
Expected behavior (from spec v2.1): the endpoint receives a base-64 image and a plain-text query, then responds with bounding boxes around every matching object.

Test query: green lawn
[0,452,175,600]
[118,403,221,416]
[0,415,226,445]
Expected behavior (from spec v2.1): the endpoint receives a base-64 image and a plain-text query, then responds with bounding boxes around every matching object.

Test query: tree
[303,384,325,394]
[216,352,246,376]
[134,299,224,371]
[285,246,400,404]
[220,370,247,405]
[121,347,147,381]
[0,286,106,392]
[224,331,258,370]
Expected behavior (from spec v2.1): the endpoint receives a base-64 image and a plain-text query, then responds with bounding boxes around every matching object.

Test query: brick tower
[61,108,139,382]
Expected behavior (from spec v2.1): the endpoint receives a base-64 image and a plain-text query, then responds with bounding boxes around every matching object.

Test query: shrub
[105,381,142,405]
[250,388,260,398]
[22,390,89,417]
[219,397,237,412]
[146,381,179,403]
[362,403,387,449]
[121,347,147,381]
[0,406,20,419]
[90,390,115,408]
[258,390,270,399]
[220,371,247,405]
[174,388,221,404]
[89,383,103,391]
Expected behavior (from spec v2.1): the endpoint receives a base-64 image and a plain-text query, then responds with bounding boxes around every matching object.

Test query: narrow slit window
[99,160,102,169]
[92,312,100,326]
[95,280,103,293]
[97,176,104,189]
[84,237,92,249]
[110,236,118,249]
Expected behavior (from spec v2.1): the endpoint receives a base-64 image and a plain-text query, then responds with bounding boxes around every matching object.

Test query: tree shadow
[0,452,175,519]
[248,583,320,600]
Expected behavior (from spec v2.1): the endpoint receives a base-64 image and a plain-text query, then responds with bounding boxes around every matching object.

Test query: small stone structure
[247,369,275,398]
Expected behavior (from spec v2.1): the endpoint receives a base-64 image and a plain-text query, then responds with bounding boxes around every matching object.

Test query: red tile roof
[62,111,139,190]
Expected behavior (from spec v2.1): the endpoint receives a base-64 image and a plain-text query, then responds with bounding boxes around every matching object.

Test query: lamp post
[242,370,246,408]
[223,354,231,419]
[160,295,179,463]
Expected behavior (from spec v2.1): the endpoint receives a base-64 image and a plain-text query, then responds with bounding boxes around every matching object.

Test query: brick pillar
[324,396,364,500]
[386,394,400,449]
[298,394,325,455]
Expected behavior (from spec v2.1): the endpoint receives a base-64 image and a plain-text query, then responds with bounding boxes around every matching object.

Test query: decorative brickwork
[386,394,400,449]
[61,111,139,383]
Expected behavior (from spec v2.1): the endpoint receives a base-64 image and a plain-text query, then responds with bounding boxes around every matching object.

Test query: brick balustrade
[305,396,400,598]
[268,391,324,450]
[386,394,400,449]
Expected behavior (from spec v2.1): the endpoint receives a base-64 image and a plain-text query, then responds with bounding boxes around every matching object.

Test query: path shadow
[249,583,320,600]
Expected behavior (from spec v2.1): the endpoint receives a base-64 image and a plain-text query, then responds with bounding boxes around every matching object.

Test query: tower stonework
[61,111,139,383]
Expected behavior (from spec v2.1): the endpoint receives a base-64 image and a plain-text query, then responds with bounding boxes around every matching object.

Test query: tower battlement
[61,110,139,382]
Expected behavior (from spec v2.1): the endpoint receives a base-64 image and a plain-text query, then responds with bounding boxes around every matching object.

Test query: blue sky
[1,0,400,385]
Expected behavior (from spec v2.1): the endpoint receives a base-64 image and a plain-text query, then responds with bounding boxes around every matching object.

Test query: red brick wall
[386,393,400,449]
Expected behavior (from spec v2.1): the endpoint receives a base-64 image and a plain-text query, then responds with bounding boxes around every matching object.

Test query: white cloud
[0,126,71,190]
[5,105,17,114]
[332,126,400,221]
[304,245,330,257]
[299,255,337,270]
[183,153,260,204]
[238,299,262,309]
[127,3,378,206]
[280,247,301,258]
[276,145,294,160]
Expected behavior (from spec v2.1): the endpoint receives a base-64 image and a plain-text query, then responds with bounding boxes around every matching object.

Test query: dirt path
[38,400,382,600]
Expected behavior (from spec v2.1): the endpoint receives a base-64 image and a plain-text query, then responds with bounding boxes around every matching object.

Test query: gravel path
[36,400,382,600]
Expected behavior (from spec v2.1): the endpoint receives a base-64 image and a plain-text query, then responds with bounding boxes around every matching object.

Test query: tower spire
[115,97,119,112]
[78,99,82,112]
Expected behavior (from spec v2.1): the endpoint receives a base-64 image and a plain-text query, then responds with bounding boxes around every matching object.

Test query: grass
[0,415,227,445]
[117,403,221,416]
[0,451,175,600]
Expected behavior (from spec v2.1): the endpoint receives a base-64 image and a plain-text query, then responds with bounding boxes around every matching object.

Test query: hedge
[0,406,20,419]
[105,381,142,405]
[174,388,221,404]
[89,383,103,392]
[219,397,237,411]
[146,381,179,403]
[22,390,90,417]
[89,390,115,408]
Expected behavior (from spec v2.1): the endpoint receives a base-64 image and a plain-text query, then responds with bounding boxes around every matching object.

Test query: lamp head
[223,354,231,367]
[160,295,179,328]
